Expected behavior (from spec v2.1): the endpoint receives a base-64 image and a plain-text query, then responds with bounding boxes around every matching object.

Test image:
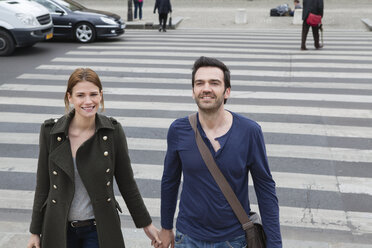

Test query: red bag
[307,13,322,26]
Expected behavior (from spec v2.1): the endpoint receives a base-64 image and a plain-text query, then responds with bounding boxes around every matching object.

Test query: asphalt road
[1,29,372,248]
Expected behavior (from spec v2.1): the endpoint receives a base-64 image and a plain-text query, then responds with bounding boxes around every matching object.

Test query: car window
[33,0,64,13]
[54,0,85,11]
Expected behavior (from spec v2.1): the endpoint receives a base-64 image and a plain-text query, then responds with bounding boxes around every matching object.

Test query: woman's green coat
[30,111,152,248]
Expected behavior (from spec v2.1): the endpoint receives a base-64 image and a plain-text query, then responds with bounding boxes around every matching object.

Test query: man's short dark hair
[294,0,300,3]
[192,56,231,90]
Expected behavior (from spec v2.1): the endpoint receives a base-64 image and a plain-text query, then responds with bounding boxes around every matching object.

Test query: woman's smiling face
[67,80,102,119]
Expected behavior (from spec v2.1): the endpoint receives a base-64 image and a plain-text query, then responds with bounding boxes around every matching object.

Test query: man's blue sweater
[161,111,282,247]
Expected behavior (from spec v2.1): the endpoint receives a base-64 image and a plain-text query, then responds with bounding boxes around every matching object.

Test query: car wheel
[0,30,15,56]
[74,22,96,43]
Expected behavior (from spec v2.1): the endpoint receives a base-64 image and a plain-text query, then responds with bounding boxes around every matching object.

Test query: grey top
[68,157,95,221]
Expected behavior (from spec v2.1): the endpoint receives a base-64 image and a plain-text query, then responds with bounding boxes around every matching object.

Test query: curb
[125,17,183,29]
[361,18,372,31]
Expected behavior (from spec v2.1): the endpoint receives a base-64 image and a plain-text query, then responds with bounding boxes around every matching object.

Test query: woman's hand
[27,234,41,248]
[143,223,162,246]
[158,228,175,248]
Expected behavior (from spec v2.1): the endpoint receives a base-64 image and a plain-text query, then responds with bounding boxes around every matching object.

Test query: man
[301,0,324,50]
[153,0,172,32]
[290,0,302,16]
[157,56,282,248]
[294,0,302,8]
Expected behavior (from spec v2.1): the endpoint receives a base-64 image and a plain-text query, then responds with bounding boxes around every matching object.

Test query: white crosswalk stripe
[1,112,372,138]
[3,83,372,103]
[36,64,372,79]
[1,29,372,247]
[1,96,372,119]
[1,157,372,195]
[17,73,372,90]
[1,132,372,162]
[2,188,372,233]
[51,57,372,70]
[66,50,372,61]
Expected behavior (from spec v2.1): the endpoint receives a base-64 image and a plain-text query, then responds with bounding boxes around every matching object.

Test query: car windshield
[54,0,85,11]
[31,0,63,12]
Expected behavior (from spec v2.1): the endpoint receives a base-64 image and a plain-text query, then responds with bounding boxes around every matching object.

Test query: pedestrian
[26,68,161,248]
[301,0,324,50]
[153,0,172,32]
[289,0,302,16]
[157,56,282,248]
[133,0,143,20]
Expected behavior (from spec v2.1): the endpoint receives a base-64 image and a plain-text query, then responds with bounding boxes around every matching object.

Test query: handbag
[306,12,322,26]
[188,113,267,248]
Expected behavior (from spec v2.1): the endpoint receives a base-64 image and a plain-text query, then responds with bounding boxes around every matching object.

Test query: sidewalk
[79,0,372,30]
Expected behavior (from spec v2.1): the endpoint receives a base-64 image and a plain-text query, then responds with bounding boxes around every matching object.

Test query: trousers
[67,224,99,248]
[159,13,168,30]
[301,21,320,49]
[174,230,247,248]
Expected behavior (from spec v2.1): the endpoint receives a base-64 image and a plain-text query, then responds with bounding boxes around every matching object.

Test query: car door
[33,0,73,38]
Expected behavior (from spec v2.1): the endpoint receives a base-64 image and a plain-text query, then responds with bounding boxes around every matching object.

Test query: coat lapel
[47,111,114,182]
[49,111,74,181]
[49,139,74,181]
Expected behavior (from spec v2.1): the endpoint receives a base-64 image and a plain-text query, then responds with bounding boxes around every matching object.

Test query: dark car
[30,0,125,42]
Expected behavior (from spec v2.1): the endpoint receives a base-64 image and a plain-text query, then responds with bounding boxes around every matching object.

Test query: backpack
[270,8,280,16]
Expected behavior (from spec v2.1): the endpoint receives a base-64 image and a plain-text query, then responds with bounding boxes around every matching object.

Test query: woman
[133,0,144,20]
[301,0,324,50]
[153,0,172,32]
[27,68,160,248]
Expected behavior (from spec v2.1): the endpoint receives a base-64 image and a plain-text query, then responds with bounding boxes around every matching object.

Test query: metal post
[127,0,133,21]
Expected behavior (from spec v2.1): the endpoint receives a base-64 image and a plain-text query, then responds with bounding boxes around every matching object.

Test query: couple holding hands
[27,56,281,248]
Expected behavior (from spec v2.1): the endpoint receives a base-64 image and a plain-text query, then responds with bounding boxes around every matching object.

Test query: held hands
[143,223,162,246]
[155,228,175,248]
[27,234,41,248]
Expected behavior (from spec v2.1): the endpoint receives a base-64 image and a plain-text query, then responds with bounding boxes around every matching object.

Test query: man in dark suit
[154,0,172,32]
[301,0,324,50]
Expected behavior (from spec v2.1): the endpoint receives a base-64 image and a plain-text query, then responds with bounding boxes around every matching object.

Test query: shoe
[301,47,307,50]
[315,44,323,49]
[159,27,162,32]
[162,29,167,32]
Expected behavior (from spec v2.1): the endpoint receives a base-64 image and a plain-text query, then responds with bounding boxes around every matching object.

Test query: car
[30,0,125,43]
[0,0,53,56]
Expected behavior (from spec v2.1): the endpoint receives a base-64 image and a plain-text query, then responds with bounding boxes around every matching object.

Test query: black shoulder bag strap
[188,113,254,232]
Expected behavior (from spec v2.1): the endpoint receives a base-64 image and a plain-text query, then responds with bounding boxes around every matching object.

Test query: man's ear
[224,87,231,100]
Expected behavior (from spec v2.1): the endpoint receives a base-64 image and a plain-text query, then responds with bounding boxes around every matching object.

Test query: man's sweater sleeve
[250,126,282,248]
[161,122,182,229]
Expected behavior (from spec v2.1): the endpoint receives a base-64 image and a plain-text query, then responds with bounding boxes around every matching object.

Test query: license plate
[46,32,53,40]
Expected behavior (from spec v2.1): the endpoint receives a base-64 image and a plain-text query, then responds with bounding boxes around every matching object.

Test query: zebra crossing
[1,29,372,247]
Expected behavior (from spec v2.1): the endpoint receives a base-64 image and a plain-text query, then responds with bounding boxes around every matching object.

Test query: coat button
[104,151,108,156]
[52,199,57,204]
[103,136,108,141]
[106,168,110,173]
[106,181,111,186]
[53,185,57,189]
[107,198,111,202]
[57,137,62,141]
[53,171,58,176]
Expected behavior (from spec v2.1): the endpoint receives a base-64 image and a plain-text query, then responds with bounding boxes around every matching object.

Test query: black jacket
[154,0,172,14]
[302,0,324,20]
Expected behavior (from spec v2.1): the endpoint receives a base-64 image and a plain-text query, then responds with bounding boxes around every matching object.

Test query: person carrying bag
[157,56,282,248]
[301,0,324,50]
[188,113,267,248]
